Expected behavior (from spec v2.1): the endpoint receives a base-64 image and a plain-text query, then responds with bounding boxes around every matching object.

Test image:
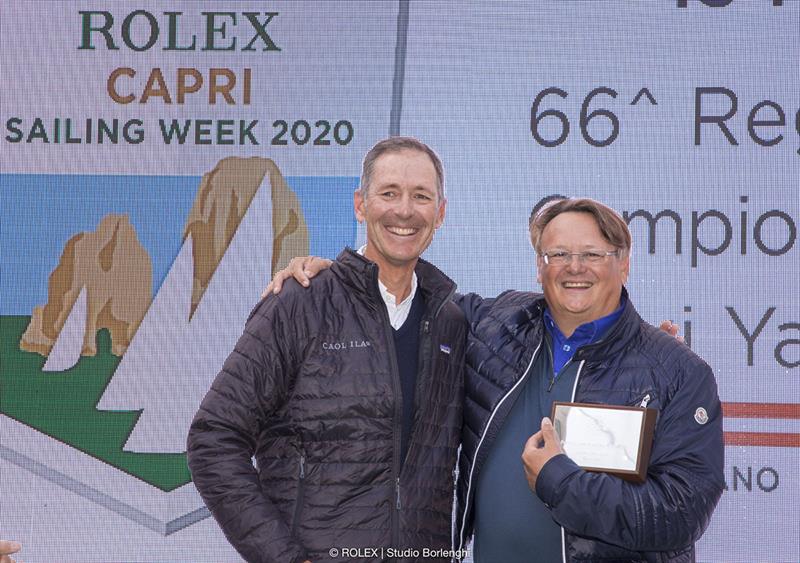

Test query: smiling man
[187,137,467,563]
[453,198,724,562]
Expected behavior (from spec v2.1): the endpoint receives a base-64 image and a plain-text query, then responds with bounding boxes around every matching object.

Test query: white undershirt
[358,245,418,329]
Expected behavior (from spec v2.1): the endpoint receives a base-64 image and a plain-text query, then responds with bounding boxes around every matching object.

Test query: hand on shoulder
[262,256,332,298]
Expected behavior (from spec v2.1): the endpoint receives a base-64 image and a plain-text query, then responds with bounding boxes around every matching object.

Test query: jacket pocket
[290,452,307,537]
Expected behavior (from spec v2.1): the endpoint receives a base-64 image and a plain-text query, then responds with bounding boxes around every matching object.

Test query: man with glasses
[452,197,723,562]
[266,196,722,561]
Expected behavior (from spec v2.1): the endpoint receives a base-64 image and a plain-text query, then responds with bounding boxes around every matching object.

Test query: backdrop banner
[1,2,797,561]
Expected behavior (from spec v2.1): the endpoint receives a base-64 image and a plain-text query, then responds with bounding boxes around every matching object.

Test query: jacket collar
[520,287,640,362]
[334,248,457,317]
[564,287,641,363]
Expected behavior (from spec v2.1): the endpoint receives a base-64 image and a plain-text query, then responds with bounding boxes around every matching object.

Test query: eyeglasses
[540,250,620,266]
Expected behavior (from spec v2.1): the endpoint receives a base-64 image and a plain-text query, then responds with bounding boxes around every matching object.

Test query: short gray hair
[529,197,632,256]
[360,136,445,202]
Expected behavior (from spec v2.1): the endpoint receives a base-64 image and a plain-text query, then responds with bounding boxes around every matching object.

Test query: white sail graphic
[96,177,274,453]
[42,286,88,372]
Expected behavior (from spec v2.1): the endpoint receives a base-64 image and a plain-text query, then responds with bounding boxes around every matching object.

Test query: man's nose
[564,254,587,272]
[395,195,414,217]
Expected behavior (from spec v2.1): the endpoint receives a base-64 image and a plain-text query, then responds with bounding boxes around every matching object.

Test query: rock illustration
[98,158,309,452]
[20,214,152,358]
[19,156,307,370]
[183,156,309,315]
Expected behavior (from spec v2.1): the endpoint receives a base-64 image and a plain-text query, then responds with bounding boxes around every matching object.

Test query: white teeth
[387,227,417,236]
[564,282,591,288]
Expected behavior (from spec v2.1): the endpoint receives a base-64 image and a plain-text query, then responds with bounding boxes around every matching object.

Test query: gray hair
[359,136,445,202]
[529,197,632,257]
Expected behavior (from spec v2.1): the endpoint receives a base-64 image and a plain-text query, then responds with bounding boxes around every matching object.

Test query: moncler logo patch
[440,344,451,355]
[694,407,709,425]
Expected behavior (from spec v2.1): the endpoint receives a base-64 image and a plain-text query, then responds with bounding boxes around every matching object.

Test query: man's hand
[0,540,21,563]
[658,320,684,343]
[261,256,333,298]
[522,417,564,492]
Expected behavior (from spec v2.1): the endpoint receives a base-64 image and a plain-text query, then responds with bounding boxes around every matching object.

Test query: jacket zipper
[402,317,435,470]
[290,451,307,537]
[456,340,543,553]
[560,359,586,563]
[395,477,402,509]
[547,344,571,392]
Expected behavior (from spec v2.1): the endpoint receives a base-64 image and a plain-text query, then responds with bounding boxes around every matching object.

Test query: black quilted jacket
[453,289,724,562]
[187,249,467,563]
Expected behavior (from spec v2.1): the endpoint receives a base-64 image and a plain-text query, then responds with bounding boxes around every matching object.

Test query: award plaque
[550,402,657,483]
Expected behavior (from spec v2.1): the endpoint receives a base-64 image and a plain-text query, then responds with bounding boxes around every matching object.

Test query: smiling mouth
[563,281,592,289]
[386,226,419,236]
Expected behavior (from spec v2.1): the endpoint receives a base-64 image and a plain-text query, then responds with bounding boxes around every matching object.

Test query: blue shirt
[543,293,626,376]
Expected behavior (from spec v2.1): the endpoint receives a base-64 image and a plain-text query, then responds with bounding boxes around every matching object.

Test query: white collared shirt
[358,245,418,329]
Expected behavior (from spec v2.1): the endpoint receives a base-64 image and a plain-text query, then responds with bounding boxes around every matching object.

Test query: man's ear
[620,253,630,285]
[435,198,447,229]
[354,189,366,223]
[536,254,543,284]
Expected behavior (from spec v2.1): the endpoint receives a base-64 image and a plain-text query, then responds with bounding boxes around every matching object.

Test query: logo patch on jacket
[440,344,451,355]
[322,340,371,351]
[694,407,709,425]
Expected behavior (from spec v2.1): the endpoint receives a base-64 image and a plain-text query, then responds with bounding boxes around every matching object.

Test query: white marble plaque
[552,402,656,482]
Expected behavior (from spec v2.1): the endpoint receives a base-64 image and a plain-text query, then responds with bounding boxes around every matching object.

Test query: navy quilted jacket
[454,289,724,562]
